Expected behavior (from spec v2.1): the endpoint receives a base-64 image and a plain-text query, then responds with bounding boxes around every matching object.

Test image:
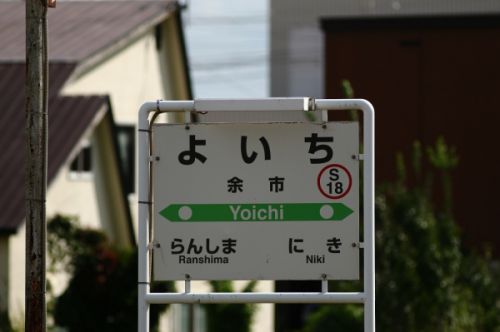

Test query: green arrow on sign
[159,203,354,222]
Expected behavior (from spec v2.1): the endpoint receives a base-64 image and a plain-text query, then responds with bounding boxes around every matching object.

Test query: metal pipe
[362,101,376,332]
[158,100,194,111]
[194,98,310,112]
[314,99,370,113]
[321,279,328,293]
[138,101,195,332]
[146,292,365,304]
[316,99,376,332]
[137,104,151,332]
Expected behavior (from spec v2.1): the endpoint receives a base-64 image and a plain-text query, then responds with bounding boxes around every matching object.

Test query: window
[69,140,92,177]
[116,125,135,195]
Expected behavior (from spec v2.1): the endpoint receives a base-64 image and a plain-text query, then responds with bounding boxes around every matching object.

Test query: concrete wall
[270,0,500,97]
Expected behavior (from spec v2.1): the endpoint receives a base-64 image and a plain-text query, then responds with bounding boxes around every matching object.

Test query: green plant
[47,215,171,332]
[375,140,463,331]
[0,309,13,332]
[302,304,363,332]
[204,280,257,332]
[301,138,500,332]
[0,309,24,332]
[341,79,358,122]
[427,136,459,215]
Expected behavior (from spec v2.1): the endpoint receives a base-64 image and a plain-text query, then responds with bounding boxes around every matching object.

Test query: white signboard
[152,122,359,280]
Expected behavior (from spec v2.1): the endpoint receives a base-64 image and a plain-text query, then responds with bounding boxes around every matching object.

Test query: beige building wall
[62,27,173,125]
[62,19,190,238]
[242,280,274,332]
[6,224,26,327]
[46,149,101,231]
[46,115,130,247]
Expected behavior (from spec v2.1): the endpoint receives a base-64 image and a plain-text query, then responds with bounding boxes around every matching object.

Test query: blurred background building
[0,0,191,328]
[269,0,500,256]
[269,1,500,330]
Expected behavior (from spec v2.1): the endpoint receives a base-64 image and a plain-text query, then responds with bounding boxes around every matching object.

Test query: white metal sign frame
[137,98,375,332]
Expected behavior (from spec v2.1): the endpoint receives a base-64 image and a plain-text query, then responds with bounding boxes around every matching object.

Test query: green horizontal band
[159,203,353,222]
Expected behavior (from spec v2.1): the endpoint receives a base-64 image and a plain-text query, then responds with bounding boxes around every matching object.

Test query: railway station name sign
[152,122,359,280]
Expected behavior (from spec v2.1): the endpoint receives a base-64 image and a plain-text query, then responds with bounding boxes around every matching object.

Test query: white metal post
[138,103,152,332]
[137,98,375,332]
[316,99,375,332]
[362,101,376,332]
[138,101,195,332]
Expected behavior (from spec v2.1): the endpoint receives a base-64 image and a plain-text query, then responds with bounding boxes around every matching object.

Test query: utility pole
[25,0,51,329]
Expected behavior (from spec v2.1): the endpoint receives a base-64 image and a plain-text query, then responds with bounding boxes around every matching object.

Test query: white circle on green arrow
[320,204,334,219]
[179,206,192,221]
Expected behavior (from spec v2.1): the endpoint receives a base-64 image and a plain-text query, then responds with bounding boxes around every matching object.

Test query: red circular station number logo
[317,164,352,199]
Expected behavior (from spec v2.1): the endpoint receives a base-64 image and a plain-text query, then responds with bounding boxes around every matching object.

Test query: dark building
[321,14,500,256]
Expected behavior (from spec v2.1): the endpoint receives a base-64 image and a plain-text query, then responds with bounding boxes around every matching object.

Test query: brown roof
[0,1,177,233]
[0,0,175,62]
[0,63,108,232]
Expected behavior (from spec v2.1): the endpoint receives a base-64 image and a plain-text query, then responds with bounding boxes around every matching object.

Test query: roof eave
[70,4,177,82]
